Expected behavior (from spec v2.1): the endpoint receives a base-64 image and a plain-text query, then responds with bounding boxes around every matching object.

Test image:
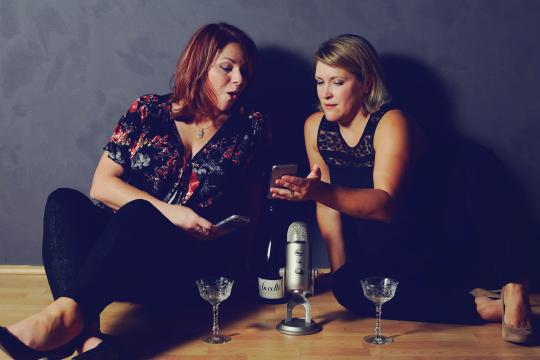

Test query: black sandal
[71,334,125,360]
[0,326,77,360]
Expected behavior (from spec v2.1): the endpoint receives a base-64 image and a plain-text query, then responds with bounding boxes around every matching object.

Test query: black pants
[331,142,537,325]
[42,188,221,323]
[331,231,534,325]
[332,213,533,324]
[331,214,534,325]
[332,260,485,324]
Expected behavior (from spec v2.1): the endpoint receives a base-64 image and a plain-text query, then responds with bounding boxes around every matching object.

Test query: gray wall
[1,0,539,265]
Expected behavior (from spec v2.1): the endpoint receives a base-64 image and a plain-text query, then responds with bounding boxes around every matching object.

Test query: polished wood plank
[0,274,538,359]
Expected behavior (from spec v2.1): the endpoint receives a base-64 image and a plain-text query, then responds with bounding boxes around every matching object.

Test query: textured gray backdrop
[1,0,539,265]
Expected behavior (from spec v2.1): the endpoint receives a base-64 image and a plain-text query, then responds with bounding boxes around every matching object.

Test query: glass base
[203,334,231,344]
[363,334,393,345]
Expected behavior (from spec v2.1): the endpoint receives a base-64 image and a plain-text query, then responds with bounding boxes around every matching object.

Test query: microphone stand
[276,221,322,335]
[276,271,321,335]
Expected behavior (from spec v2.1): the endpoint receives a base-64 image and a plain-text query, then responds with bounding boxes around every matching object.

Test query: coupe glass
[196,276,234,344]
[361,277,398,345]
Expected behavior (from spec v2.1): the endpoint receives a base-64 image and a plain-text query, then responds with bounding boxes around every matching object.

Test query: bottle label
[258,277,284,299]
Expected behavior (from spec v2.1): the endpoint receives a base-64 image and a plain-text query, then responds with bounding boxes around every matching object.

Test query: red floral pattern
[104,94,268,221]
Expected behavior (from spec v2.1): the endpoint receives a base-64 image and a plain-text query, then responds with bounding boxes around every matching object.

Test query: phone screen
[214,215,250,236]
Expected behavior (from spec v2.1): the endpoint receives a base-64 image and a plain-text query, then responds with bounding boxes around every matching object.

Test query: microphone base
[276,318,322,336]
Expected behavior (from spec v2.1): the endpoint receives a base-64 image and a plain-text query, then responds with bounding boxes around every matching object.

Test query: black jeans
[332,260,485,324]
[331,210,533,324]
[42,188,221,323]
[331,143,536,325]
[331,214,533,325]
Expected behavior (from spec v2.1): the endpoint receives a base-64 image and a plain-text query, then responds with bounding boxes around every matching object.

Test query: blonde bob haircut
[314,34,391,114]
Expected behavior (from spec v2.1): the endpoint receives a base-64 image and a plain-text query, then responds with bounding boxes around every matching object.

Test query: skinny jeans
[42,188,224,323]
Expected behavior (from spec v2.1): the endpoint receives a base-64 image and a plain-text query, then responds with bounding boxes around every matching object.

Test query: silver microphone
[276,221,321,335]
[285,221,311,294]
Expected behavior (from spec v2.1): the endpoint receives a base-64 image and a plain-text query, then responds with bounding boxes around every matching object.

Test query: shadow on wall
[251,46,314,172]
[381,54,540,290]
[250,46,327,265]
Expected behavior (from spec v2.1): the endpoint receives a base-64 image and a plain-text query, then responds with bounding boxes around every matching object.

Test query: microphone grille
[287,221,308,243]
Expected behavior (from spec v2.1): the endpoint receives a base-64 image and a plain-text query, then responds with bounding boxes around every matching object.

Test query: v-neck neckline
[336,114,371,149]
[171,112,234,162]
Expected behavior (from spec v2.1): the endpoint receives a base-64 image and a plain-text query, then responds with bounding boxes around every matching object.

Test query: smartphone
[267,164,298,199]
[214,215,251,236]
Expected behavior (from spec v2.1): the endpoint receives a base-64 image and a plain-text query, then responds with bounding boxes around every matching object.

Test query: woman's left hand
[270,164,322,201]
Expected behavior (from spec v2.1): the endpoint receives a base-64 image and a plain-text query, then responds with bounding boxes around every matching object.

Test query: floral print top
[104,93,268,222]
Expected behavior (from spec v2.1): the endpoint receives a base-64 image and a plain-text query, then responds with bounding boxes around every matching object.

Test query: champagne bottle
[257,200,287,303]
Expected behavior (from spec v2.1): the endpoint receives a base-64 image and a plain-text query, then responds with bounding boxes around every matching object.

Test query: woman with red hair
[0,23,267,359]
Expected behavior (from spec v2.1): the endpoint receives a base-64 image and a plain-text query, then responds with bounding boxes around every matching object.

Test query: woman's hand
[161,203,216,240]
[92,153,217,239]
[270,164,322,201]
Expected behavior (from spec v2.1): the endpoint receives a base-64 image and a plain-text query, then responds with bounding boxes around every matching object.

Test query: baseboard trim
[0,265,45,275]
[0,266,330,276]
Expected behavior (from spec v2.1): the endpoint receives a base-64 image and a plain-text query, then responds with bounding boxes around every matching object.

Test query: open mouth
[227,92,239,100]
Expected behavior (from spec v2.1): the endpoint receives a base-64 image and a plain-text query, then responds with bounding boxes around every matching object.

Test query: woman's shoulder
[377,107,408,128]
[131,93,172,109]
[124,93,172,124]
[304,111,325,133]
[371,102,400,119]
[306,111,324,123]
[376,108,408,134]
[373,107,412,150]
[377,107,427,155]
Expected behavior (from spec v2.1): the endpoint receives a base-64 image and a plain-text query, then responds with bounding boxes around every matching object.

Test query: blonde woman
[271,34,534,343]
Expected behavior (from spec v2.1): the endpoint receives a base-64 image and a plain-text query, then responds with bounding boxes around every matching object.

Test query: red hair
[171,23,257,121]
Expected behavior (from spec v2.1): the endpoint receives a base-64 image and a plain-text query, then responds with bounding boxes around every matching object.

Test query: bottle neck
[268,198,286,213]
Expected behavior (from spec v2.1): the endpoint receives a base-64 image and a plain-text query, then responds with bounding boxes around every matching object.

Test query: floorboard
[0,274,538,359]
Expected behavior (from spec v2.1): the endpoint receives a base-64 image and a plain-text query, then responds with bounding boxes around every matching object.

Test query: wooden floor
[0,274,539,359]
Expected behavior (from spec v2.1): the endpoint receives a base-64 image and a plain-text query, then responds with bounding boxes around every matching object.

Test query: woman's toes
[80,336,104,353]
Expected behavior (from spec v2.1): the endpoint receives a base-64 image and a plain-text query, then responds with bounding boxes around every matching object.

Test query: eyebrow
[315,75,346,80]
[221,57,237,63]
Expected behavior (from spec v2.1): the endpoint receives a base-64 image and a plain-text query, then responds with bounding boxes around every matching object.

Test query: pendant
[196,128,204,139]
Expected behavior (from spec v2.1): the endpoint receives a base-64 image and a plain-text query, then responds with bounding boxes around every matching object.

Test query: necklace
[195,123,213,139]
[192,113,229,139]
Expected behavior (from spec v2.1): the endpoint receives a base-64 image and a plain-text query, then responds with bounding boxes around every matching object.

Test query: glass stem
[212,304,220,337]
[375,304,382,337]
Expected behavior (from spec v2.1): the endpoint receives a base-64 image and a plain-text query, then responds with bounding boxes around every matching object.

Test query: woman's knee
[43,188,99,253]
[331,264,350,306]
[44,188,91,232]
[114,199,160,225]
[117,199,155,215]
[46,188,87,211]
[111,200,176,251]
[331,262,367,316]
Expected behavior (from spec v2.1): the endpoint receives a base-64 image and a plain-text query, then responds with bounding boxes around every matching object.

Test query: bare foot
[79,336,103,353]
[76,321,103,353]
[6,297,84,351]
[475,296,502,321]
[503,283,532,328]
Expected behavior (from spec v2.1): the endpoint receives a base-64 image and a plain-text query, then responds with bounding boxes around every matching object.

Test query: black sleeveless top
[317,104,410,261]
